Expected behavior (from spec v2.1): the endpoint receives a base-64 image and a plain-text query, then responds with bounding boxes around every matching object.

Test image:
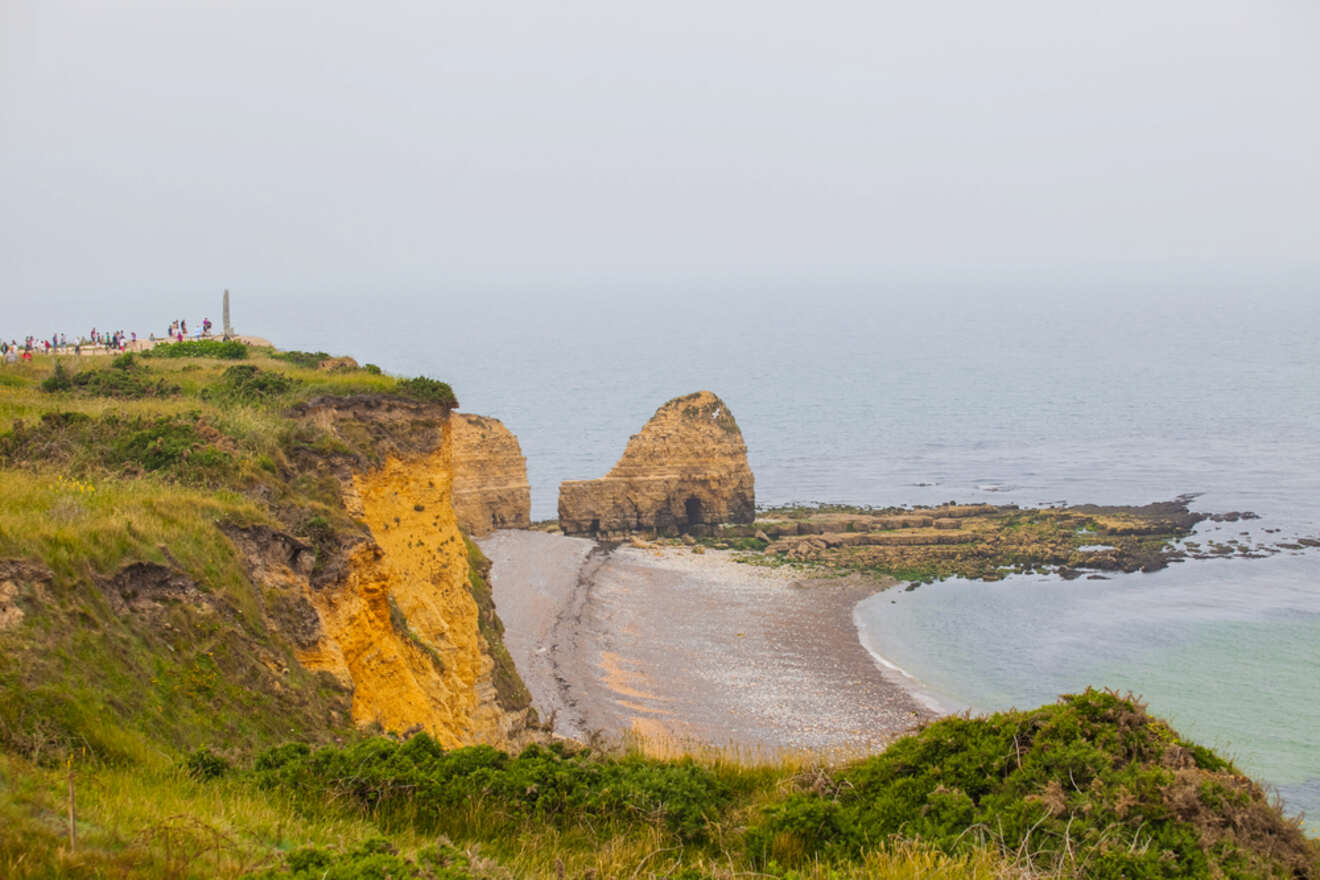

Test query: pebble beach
[480,530,933,756]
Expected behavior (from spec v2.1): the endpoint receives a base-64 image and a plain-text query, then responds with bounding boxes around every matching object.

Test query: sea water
[15,281,1317,819]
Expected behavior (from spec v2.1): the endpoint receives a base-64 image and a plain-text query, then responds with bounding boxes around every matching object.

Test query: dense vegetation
[394,375,459,408]
[141,339,250,359]
[2,691,1310,878]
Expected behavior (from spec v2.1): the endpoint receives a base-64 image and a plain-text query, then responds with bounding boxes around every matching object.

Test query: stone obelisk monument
[222,289,233,338]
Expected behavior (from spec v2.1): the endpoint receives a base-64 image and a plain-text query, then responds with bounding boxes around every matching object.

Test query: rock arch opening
[556,390,754,536]
[684,496,703,530]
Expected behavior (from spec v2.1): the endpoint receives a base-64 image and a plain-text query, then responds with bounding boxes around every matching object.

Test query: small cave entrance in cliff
[683,497,703,531]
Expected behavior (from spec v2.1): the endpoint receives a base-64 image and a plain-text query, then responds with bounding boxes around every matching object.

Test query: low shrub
[143,339,248,359]
[111,416,212,471]
[249,837,475,880]
[394,376,458,408]
[745,689,1314,878]
[183,747,231,780]
[201,364,299,405]
[0,411,235,483]
[39,357,179,398]
[270,350,331,369]
[39,362,73,392]
[75,370,179,399]
[253,736,733,842]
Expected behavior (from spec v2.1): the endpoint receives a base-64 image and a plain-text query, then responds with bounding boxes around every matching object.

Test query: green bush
[394,376,458,408]
[249,837,475,880]
[39,362,73,392]
[744,690,1310,878]
[201,364,299,405]
[253,736,732,842]
[72,369,179,399]
[143,339,248,360]
[39,356,179,398]
[270,350,331,369]
[111,417,210,471]
[1,411,234,483]
[183,747,231,780]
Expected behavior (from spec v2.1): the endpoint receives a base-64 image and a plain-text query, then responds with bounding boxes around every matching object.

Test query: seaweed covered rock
[558,391,754,537]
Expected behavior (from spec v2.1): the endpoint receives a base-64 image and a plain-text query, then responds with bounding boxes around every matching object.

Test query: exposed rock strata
[558,391,754,537]
[450,413,531,536]
[230,396,536,749]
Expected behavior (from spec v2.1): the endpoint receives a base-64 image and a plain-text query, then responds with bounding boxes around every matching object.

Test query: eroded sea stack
[451,413,531,535]
[558,390,754,537]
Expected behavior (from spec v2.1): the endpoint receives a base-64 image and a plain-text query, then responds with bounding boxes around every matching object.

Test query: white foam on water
[852,599,953,715]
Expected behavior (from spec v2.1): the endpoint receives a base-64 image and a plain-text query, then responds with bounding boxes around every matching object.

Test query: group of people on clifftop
[1,317,218,364]
[164,317,213,341]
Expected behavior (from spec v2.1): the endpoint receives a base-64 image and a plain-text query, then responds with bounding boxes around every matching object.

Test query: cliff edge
[252,395,535,747]
[0,347,537,760]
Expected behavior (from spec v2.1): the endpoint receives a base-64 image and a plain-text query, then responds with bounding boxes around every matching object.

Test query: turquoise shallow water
[855,554,1320,826]
[10,281,1318,820]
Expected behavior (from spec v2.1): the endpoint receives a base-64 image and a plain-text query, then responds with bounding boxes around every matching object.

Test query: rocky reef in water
[693,497,1302,583]
[558,390,754,537]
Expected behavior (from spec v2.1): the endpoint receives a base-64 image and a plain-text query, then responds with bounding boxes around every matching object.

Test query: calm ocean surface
[30,283,1320,821]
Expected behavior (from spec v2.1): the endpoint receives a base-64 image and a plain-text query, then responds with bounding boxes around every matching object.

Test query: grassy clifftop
[0,344,506,767]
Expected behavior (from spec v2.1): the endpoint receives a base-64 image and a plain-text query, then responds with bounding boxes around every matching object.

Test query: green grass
[0,751,435,878]
[0,349,473,770]
[0,468,263,583]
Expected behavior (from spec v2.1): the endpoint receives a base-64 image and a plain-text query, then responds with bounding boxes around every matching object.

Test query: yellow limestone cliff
[279,396,533,748]
[450,413,531,536]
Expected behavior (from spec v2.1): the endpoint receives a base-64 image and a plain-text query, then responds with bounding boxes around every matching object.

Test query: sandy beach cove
[480,530,934,757]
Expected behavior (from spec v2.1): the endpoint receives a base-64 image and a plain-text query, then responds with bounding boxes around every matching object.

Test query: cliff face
[450,413,531,536]
[558,391,755,537]
[236,396,535,748]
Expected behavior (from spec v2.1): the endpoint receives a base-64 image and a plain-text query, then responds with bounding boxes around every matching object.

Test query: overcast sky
[3,0,1319,308]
